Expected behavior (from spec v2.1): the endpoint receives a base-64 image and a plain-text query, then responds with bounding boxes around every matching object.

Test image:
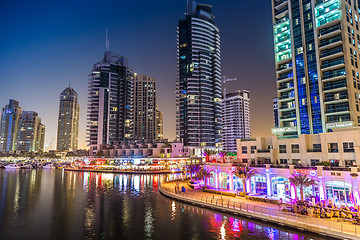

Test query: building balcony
[318,23,341,39]
[274,0,287,9]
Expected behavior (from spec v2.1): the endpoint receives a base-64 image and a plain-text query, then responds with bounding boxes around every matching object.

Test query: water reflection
[0,169,325,240]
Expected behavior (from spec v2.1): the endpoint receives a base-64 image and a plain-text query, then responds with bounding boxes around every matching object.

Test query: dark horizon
[0,0,276,150]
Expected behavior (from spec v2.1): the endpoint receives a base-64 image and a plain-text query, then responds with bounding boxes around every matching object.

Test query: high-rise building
[273,97,280,128]
[133,73,156,141]
[155,105,164,140]
[176,0,222,147]
[223,90,251,152]
[17,111,45,152]
[0,99,22,152]
[57,86,80,151]
[87,51,133,154]
[272,0,360,137]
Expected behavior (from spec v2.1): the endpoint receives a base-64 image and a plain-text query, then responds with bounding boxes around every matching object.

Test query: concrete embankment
[159,181,359,240]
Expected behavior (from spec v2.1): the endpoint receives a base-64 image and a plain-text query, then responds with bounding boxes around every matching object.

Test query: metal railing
[159,183,360,237]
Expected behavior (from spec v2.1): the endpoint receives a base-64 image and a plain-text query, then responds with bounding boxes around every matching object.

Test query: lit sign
[309,170,316,177]
[271,126,297,134]
[231,167,236,172]
[326,121,353,129]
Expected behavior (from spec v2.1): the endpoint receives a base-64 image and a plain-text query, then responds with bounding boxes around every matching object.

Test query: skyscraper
[133,73,156,141]
[0,99,22,152]
[223,90,251,152]
[57,86,80,151]
[17,111,45,152]
[176,0,222,147]
[87,51,133,154]
[272,0,360,137]
[155,105,164,140]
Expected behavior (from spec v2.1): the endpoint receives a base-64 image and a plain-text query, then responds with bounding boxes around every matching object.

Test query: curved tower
[176,0,222,148]
[57,86,80,151]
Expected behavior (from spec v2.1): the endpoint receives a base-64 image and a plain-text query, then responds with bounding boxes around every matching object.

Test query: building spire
[106,28,110,51]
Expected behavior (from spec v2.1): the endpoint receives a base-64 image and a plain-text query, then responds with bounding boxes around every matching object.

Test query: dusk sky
[0,0,276,150]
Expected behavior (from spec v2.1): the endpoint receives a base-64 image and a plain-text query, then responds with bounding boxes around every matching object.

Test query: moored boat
[4,164,21,169]
[43,164,55,169]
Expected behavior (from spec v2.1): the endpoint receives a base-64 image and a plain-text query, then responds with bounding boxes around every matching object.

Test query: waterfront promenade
[160,180,360,240]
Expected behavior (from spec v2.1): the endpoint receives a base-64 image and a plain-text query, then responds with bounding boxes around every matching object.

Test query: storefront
[250,174,267,195]
[271,176,291,199]
[219,172,229,190]
[233,175,244,192]
[209,171,216,188]
[325,181,354,207]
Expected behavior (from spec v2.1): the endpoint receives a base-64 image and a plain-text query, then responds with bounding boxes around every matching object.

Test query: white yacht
[43,164,55,169]
[4,164,21,169]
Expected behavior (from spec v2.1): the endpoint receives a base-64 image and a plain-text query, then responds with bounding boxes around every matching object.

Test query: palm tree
[289,173,316,201]
[233,165,256,194]
[218,151,227,163]
[201,149,216,162]
[197,168,212,188]
[185,164,201,181]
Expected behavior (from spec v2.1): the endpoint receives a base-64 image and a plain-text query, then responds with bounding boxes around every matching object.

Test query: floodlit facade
[87,51,133,154]
[272,0,360,137]
[57,86,80,151]
[155,105,164,140]
[237,127,360,167]
[205,162,360,207]
[223,90,251,152]
[0,99,22,152]
[17,111,45,152]
[133,74,156,141]
[176,0,222,147]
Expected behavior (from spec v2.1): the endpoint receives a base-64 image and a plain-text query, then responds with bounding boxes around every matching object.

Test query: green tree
[289,173,316,201]
[234,165,256,194]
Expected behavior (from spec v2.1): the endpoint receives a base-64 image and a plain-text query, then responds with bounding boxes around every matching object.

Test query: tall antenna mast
[106,28,110,51]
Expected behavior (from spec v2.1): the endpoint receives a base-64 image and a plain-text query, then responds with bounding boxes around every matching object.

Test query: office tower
[133,73,156,141]
[273,97,280,128]
[176,0,222,147]
[0,99,22,152]
[87,51,133,154]
[57,86,80,151]
[155,105,164,140]
[223,90,251,152]
[272,0,360,137]
[17,111,45,152]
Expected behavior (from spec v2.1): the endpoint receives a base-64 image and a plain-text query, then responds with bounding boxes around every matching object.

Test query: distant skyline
[0,0,276,150]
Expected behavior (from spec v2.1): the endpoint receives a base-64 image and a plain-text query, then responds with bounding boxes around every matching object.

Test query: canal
[0,169,327,239]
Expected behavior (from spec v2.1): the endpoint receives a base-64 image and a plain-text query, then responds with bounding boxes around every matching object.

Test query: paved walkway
[163,180,280,210]
[161,180,360,240]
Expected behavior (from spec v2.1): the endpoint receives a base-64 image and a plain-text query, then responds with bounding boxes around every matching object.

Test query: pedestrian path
[160,180,360,240]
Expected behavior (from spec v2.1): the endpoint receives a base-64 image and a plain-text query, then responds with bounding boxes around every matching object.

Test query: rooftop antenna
[106,28,110,51]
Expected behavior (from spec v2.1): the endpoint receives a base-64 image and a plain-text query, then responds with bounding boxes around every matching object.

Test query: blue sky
[0,0,276,150]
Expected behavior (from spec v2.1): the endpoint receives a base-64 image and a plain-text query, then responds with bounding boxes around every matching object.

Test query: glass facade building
[272,0,360,137]
[87,51,134,154]
[0,99,22,152]
[176,0,222,147]
[57,87,80,151]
